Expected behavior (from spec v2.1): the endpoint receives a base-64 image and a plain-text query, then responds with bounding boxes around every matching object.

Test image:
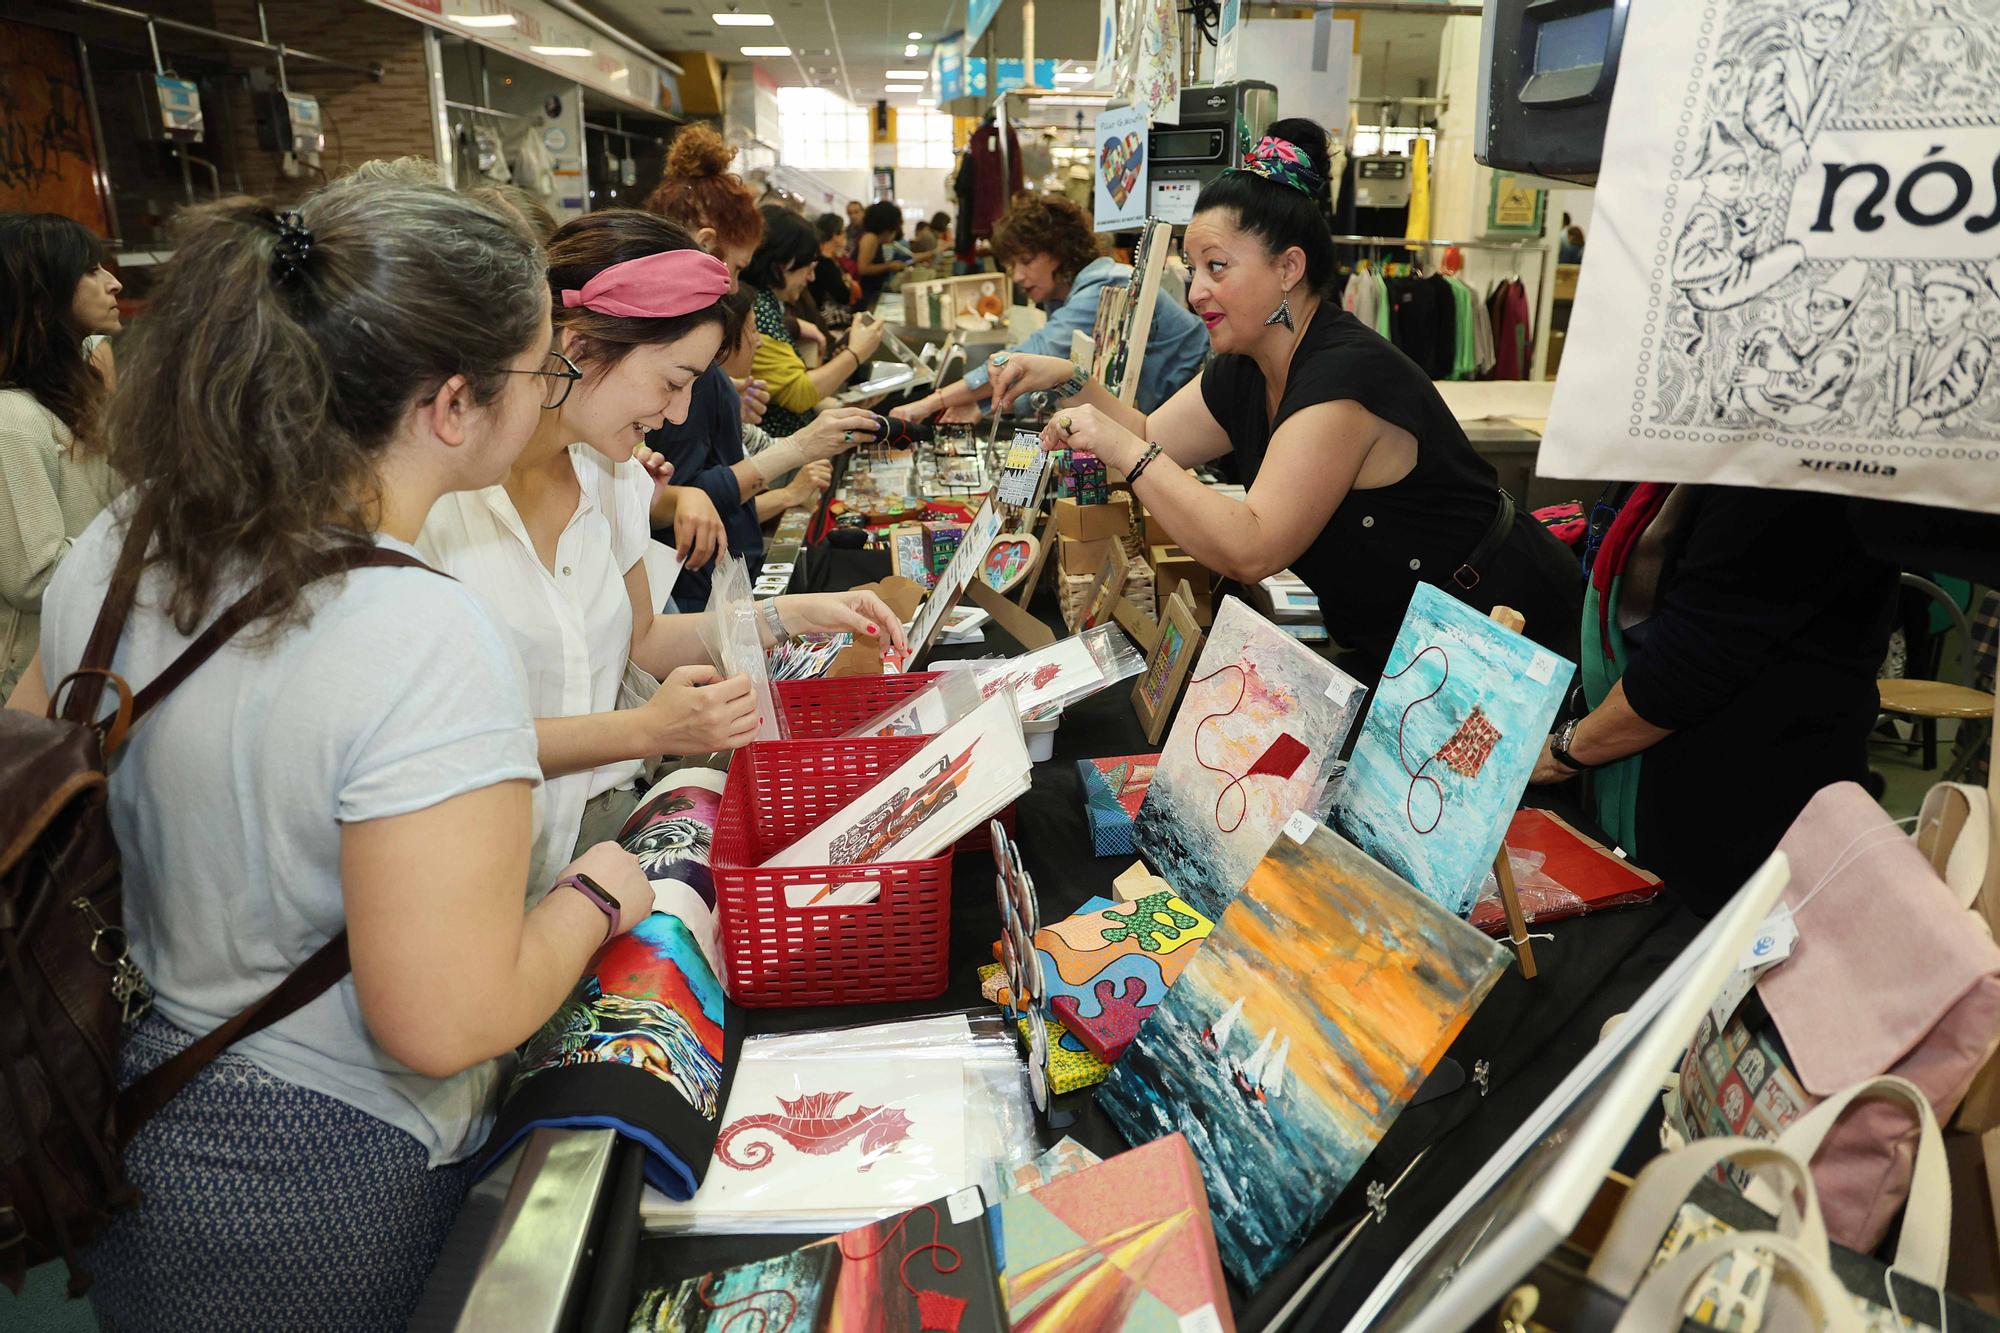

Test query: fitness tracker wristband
[554,872,620,943]
[1549,717,1597,773]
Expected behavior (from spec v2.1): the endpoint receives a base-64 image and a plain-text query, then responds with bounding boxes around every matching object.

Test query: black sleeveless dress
[1200,307,1582,667]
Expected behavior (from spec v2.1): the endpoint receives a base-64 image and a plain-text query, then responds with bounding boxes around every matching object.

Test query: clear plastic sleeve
[840,666,986,739]
[971,623,1147,718]
[638,1011,1039,1235]
[702,554,782,741]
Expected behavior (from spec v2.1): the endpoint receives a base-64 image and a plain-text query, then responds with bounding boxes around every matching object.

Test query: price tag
[1283,810,1318,844]
[1526,653,1557,684]
[1181,1306,1226,1333]
[1709,907,1797,1030]
[947,1186,985,1225]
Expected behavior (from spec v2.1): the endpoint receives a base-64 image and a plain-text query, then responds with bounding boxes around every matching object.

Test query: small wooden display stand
[1490,605,1539,980]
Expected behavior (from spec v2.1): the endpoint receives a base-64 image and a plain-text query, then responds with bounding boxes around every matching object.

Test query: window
[895,107,956,169]
[1352,124,1437,159]
[777,86,867,170]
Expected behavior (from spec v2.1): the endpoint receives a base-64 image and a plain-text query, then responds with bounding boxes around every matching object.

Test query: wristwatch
[554,873,620,943]
[760,598,792,644]
[1548,717,1597,773]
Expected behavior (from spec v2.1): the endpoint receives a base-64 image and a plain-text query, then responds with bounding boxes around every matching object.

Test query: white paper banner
[1543,0,2000,512]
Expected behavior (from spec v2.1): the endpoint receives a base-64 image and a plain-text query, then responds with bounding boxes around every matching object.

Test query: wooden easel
[1490,605,1539,980]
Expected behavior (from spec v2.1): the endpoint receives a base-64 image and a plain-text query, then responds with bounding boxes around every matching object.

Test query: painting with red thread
[1333,583,1574,916]
[627,1191,1009,1332]
[1134,596,1366,919]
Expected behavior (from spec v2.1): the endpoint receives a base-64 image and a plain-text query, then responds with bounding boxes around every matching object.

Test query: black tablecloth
[604,564,1703,1331]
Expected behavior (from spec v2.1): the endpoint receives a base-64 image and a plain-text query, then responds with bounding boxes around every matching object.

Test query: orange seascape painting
[1098,819,1510,1284]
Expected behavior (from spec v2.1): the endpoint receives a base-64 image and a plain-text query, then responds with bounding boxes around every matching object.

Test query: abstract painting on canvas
[1333,582,1573,915]
[1134,595,1366,918]
[1098,819,1509,1286]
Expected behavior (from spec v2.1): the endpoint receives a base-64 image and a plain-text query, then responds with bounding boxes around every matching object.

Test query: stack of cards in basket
[763,691,1033,907]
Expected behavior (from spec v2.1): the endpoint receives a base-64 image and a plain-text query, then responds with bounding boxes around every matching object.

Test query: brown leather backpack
[0,532,435,1296]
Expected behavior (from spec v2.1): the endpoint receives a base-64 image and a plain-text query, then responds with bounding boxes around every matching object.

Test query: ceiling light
[885,69,927,79]
[449,14,518,26]
[740,45,792,55]
[917,97,936,105]
[531,45,596,56]
[904,44,919,56]
[1055,68,1092,83]
[907,31,922,39]
[712,12,775,23]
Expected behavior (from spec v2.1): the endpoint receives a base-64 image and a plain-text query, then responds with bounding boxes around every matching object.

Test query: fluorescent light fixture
[885,69,928,78]
[907,30,922,39]
[712,12,775,23]
[1055,69,1092,82]
[531,45,595,56]
[917,97,936,105]
[449,13,518,26]
[739,45,792,55]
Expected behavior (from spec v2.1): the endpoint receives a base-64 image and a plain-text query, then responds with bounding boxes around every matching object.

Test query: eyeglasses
[498,349,583,410]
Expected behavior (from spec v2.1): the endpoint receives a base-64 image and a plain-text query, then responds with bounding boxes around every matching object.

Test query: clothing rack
[1327,233,1544,252]
[1333,233,1556,381]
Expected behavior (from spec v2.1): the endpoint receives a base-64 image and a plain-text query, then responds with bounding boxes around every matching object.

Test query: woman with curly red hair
[891,192,1207,421]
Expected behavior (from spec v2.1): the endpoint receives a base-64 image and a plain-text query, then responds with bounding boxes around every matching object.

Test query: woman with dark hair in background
[808,212,857,320]
[419,209,900,891]
[910,210,952,263]
[10,178,662,1328]
[852,200,908,311]
[744,205,886,440]
[990,119,1580,666]
[0,213,121,700]
[893,193,1208,422]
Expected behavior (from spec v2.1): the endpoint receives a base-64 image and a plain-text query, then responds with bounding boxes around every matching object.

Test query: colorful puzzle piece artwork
[1033,892,1215,1063]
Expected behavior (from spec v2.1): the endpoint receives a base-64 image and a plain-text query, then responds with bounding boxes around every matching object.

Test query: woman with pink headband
[419,210,906,893]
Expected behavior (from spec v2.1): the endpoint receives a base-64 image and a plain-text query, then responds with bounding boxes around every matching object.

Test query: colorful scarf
[1228,135,1326,198]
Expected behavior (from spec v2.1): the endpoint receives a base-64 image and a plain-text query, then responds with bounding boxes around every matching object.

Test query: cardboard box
[1059,534,1118,575]
[1053,495,1132,542]
[1141,508,1175,550]
[1151,545,1214,608]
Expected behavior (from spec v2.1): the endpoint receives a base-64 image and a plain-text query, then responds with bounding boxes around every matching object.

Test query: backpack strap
[99,544,444,1143]
[116,932,352,1141]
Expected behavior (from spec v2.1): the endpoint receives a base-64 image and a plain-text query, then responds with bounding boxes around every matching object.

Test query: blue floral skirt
[88,1012,474,1332]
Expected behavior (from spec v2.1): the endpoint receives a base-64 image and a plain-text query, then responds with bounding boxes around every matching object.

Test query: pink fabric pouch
[1749,781,2000,1249]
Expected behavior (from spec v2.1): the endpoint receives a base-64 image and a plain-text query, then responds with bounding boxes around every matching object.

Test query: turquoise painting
[1333,583,1574,915]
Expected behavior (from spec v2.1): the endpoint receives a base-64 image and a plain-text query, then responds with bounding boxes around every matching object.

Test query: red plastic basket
[773,673,1015,851]
[775,672,942,738]
[712,738,954,1007]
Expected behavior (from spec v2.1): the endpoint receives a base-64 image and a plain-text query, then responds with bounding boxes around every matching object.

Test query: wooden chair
[1878,574,1994,781]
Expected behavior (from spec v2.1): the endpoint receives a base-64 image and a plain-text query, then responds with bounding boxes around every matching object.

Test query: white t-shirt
[418,445,655,896]
[42,506,544,1165]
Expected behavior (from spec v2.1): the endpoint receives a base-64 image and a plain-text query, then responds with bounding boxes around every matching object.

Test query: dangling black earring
[1265,292,1295,331]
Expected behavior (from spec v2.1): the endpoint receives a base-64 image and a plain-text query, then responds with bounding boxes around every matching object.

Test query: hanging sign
[966,0,1004,49]
[1215,0,1244,82]
[1545,0,2000,513]
[1095,0,1120,89]
[1093,103,1151,231]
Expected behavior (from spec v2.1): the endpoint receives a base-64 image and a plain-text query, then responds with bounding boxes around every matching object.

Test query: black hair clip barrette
[269,209,315,285]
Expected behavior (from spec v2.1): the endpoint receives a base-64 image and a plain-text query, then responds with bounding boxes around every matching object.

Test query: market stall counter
[415,603,1698,1333]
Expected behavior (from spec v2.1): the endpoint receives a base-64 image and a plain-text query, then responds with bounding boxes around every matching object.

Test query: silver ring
[843,431,853,443]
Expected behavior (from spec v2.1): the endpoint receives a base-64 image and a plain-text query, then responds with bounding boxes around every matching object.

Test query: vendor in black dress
[989,119,1581,666]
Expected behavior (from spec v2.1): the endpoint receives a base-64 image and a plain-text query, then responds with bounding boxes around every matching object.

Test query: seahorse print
[714,1092,916,1172]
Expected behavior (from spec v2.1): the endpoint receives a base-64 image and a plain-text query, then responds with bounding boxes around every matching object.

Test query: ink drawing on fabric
[1098,821,1509,1286]
[485,770,739,1201]
[1134,595,1366,919]
[1334,583,1572,916]
[1543,0,2000,514]
[997,1133,1235,1332]
[627,1190,1008,1332]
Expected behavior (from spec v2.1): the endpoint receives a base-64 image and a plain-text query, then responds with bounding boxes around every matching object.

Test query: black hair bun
[1263,118,1332,191]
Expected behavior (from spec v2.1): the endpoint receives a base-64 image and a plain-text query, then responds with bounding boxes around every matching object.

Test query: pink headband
[560,249,731,319]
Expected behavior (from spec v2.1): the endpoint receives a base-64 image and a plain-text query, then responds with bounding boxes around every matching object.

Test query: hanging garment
[1374,274,1392,338]
[505,122,559,209]
[1471,281,1497,376]
[1404,137,1432,243]
[1446,276,1477,381]
[1424,272,1459,381]
[963,122,1024,242]
[1491,279,1535,380]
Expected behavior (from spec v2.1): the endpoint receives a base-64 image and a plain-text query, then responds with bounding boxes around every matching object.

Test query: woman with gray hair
[12,177,657,1328]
